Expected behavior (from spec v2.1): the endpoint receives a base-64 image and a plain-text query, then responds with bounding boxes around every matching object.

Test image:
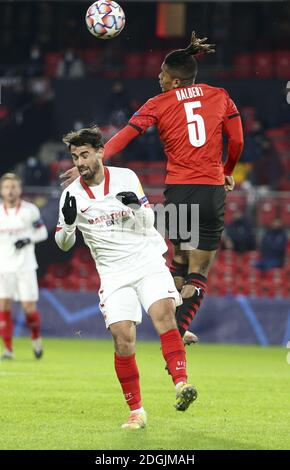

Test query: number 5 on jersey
[184,101,206,147]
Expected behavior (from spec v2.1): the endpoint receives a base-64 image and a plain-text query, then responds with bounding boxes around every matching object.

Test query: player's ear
[96,147,105,159]
[173,78,181,89]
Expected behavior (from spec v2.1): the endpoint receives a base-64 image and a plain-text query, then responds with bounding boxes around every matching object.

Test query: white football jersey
[56,166,168,278]
[0,200,48,273]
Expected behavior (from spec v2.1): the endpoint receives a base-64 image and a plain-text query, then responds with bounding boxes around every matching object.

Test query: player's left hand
[116,191,141,209]
[15,238,31,250]
[224,175,235,192]
[59,167,79,188]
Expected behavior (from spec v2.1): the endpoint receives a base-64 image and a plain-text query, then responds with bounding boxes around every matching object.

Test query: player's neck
[84,168,105,187]
[4,199,20,209]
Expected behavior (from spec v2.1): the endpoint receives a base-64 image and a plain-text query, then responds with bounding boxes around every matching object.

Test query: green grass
[0,338,289,450]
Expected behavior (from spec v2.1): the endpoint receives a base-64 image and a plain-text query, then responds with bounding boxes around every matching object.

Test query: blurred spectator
[56,49,86,79]
[223,210,256,253]
[143,126,164,161]
[102,44,123,79]
[38,139,67,166]
[107,81,130,117]
[254,219,288,271]
[241,120,264,164]
[26,45,44,77]
[102,110,127,142]
[23,156,49,186]
[252,138,283,190]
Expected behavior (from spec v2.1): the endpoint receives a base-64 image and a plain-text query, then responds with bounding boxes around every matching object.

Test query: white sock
[131,407,145,414]
[175,381,186,392]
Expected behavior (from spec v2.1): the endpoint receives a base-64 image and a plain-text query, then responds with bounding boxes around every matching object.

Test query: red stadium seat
[126,161,146,170]
[280,197,290,226]
[282,283,290,299]
[253,52,274,78]
[0,106,9,120]
[40,273,55,289]
[234,275,250,296]
[266,127,287,139]
[266,127,289,155]
[78,48,103,76]
[51,264,71,279]
[44,52,63,77]
[147,172,165,186]
[260,278,276,298]
[87,274,101,292]
[279,179,290,192]
[73,247,93,263]
[274,50,290,78]
[123,53,143,78]
[233,53,253,78]
[241,106,256,133]
[224,193,247,224]
[240,251,259,264]
[256,198,279,226]
[147,161,167,170]
[65,274,82,291]
[207,273,226,295]
[246,268,262,282]
[143,50,163,78]
[265,268,285,284]
[147,192,164,204]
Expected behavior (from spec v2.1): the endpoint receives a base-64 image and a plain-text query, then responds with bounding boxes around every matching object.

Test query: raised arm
[104,125,140,160]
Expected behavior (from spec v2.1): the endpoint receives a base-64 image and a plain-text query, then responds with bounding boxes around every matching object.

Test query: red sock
[160,329,187,385]
[0,311,13,351]
[176,273,207,337]
[25,311,41,339]
[114,353,142,411]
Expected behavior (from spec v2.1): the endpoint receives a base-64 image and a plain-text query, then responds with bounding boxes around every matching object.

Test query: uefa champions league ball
[85,1,126,39]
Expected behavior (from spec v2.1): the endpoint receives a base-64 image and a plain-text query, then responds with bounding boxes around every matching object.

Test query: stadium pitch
[0,338,289,450]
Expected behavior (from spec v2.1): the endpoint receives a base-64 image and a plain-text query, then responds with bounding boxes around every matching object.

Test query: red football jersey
[129,84,241,185]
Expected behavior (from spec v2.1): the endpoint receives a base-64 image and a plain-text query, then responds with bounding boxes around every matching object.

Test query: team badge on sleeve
[139,195,149,205]
[32,218,44,229]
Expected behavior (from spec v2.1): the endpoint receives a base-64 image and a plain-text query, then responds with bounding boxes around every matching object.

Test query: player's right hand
[224,175,235,192]
[59,167,79,188]
[62,192,77,225]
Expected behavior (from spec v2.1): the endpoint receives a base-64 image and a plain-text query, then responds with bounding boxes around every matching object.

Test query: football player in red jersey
[61,32,244,343]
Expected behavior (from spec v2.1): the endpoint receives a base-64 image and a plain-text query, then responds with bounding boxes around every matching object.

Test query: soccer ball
[85,1,125,40]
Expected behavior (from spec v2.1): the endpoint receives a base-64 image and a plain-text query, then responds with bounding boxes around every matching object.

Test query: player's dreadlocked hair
[164,31,215,83]
[63,126,104,151]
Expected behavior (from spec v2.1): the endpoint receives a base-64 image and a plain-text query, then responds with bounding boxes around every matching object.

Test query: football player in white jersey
[0,173,48,360]
[55,127,197,429]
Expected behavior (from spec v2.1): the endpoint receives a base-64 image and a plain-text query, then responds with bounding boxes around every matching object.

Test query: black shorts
[164,184,226,251]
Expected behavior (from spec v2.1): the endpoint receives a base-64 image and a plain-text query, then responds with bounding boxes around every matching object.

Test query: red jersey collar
[3,200,21,215]
[80,167,110,199]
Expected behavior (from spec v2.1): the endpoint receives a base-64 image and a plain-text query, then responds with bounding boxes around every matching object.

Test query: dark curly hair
[63,126,104,150]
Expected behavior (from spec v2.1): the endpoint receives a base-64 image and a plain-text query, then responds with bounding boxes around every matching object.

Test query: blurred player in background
[61,31,244,343]
[0,173,48,360]
[56,127,197,430]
